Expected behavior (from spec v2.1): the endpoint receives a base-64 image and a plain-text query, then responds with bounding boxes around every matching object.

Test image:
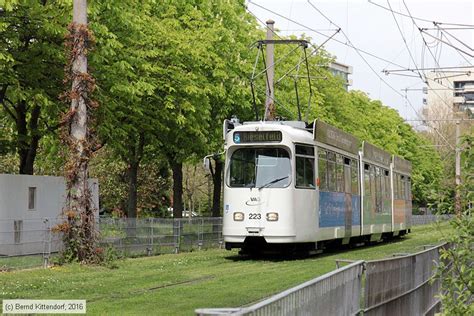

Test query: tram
[218,119,412,254]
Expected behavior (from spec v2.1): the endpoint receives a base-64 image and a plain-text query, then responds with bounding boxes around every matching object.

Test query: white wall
[0,174,99,255]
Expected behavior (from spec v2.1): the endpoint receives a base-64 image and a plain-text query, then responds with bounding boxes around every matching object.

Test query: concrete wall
[0,174,99,255]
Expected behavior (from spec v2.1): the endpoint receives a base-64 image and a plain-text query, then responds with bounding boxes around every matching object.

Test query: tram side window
[375,167,382,213]
[327,152,336,191]
[295,145,315,188]
[400,176,407,200]
[351,160,359,195]
[380,168,386,201]
[407,177,412,200]
[400,175,408,200]
[393,173,397,199]
[398,175,403,200]
[384,170,390,198]
[343,158,351,194]
[370,166,376,201]
[336,154,344,192]
[318,150,328,191]
[395,174,402,199]
[364,164,371,196]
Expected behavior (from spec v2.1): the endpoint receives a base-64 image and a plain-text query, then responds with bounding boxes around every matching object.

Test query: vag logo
[245,197,263,206]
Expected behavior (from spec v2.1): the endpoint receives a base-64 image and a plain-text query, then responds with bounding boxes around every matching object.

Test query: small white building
[0,174,99,256]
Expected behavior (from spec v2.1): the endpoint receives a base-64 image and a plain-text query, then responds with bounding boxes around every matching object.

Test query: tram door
[344,158,353,237]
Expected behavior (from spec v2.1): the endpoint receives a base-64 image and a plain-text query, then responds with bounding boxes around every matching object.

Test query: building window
[28,187,36,210]
[14,220,23,244]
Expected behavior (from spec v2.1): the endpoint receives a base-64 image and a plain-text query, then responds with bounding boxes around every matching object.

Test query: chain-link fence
[411,214,453,226]
[99,217,223,257]
[0,218,63,271]
[0,217,222,271]
[0,215,450,271]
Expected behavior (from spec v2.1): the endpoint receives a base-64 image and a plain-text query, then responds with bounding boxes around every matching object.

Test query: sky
[246,0,474,122]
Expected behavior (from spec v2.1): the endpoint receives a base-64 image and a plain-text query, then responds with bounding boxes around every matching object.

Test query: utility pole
[69,0,88,217]
[62,0,98,262]
[264,19,275,121]
[455,120,461,215]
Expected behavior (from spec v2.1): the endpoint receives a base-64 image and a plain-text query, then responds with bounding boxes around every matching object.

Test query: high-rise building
[426,70,474,116]
[328,61,353,91]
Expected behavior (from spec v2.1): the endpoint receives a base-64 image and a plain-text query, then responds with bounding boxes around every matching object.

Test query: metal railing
[363,244,447,315]
[196,244,448,315]
[196,261,365,316]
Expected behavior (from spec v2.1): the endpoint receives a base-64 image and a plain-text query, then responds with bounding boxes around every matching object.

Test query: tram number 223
[249,213,261,220]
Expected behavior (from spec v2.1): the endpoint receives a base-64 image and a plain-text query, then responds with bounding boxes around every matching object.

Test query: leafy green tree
[146,0,261,218]
[87,0,163,218]
[0,1,70,174]
[433,134,473,315]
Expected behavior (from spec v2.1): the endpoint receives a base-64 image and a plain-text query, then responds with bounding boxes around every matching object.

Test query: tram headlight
[233,212,244,221]
[266,212,279,221]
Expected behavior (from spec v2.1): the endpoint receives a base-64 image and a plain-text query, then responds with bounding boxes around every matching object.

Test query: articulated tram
[221,119,412,254]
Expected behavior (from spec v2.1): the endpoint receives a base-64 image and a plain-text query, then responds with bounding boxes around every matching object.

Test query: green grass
[0,255,45,271]
[0,222,452,315]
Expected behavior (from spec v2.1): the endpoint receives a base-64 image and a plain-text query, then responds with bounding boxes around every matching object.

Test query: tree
[433,134,473,315]
[87,0,163,218]
[146,0,260,218]
[0,1,69,174]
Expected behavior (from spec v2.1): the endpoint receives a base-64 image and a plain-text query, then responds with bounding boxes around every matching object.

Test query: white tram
[219,119,412,254]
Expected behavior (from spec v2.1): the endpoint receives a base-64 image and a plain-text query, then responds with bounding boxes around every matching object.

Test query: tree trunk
[18,105,41,175]
[211,157,223,217]
[16,100,29,174]
[127,160,139,218]
[126,133,144,218]
[171,160,183,218]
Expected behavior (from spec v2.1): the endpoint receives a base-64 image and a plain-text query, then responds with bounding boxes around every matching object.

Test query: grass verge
[0,222,451,315]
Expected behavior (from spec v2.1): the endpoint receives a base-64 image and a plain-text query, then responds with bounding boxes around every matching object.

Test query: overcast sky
[247,0,474,122]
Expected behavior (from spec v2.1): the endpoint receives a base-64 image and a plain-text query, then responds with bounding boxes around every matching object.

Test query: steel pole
[265,20,275,121]
[455,120,461,215]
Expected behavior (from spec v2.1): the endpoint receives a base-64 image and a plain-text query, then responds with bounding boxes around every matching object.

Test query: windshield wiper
[258,176,289,190]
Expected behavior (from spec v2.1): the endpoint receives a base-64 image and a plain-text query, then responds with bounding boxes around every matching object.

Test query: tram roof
[393,155,412,174]
[362,141,392,167]
[312,119,360,155]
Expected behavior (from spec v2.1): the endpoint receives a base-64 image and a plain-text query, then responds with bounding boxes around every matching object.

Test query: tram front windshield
[229,147,291,188]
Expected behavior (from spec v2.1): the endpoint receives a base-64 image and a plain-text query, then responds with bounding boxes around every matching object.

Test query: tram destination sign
[233,131,282,143]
